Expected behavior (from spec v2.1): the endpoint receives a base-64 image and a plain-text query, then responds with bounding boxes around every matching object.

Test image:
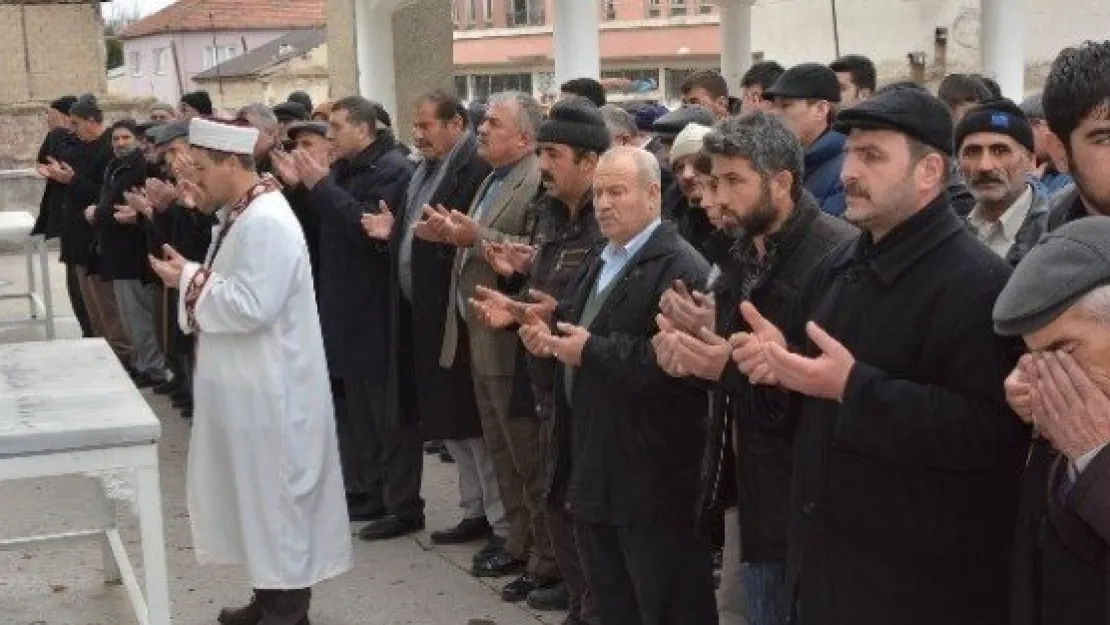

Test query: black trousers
[549,508,598,623]
[576,519,719,625]
[65,263,93,337]
[337,377,424,519]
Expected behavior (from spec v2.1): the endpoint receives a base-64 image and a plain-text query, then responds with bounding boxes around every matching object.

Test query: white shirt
[968,185,1034,258]
[595,218,662,293]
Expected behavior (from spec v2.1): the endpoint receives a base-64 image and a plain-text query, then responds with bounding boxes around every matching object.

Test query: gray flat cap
[653,105,715,138]
[1019,93,1044,120]
[287,121,328,139]
[151,121,189,147]
[993,217,1110,336]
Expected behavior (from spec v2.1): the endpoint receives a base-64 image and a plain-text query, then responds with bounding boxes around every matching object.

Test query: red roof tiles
[119,0,325,40]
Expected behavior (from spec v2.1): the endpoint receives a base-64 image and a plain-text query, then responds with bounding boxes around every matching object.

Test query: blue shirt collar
[601,217,662,263]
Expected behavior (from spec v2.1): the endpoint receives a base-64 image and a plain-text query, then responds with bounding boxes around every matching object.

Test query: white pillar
[981,0,1025,100]
[552,0,600,86]
[355,0,398,121]
[719,0,754,96]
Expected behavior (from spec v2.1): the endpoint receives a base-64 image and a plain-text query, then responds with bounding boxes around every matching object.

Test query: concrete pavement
[0,248,744,625]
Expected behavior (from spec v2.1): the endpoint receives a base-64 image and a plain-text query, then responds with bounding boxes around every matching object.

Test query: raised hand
[145,178,178,212]
[763,321,854,401]
[292,148,329,189]
[361,200,394,240]
[149,244,187,287]
[445,209,480,247]
[1032,350,1110,462]
[519,310,553,357]
[543,322,590,366]
[469,285,518,329]
[659,279,715,334]
[177,179,207,211]
[1005,354,1034,424]
[729,301,786,385]
[483,241,536,277]
[271,148,301,186]
[113,204,138,224]
[413,204,450,243]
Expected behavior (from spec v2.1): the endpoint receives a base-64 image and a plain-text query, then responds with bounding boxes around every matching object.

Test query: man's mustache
[971,172,1006,187]
[845,179,870,199]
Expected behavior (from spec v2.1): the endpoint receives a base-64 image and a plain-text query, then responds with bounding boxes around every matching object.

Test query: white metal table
[0,339,170,624]
[0,211,55,339]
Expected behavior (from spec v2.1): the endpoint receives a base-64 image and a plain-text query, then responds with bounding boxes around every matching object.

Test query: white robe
[177,190,352,589]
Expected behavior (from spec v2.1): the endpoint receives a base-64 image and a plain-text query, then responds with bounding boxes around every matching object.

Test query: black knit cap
[834,85,954,156]
[50,95,78,115]
[69,94,102,120]
[536,97,611,153]
[765,62,842,103]
[181,90,213,116]
[273,101,308,122]
[954,98,1035,153]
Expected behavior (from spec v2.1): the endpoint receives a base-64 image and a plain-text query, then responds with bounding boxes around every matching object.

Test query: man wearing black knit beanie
[955,98,1050,265]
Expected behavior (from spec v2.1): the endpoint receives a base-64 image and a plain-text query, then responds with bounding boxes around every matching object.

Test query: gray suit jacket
[440,153,542,376]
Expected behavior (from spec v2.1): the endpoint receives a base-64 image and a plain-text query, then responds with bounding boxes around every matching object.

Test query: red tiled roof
[119,0,325,40]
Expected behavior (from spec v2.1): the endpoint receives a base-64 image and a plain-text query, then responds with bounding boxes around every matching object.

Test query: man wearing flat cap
[148,118,352,625]
[956,98,1050,266]
[765,62,847,216]
[731,85,1028,625]
[1019,92,1072,194]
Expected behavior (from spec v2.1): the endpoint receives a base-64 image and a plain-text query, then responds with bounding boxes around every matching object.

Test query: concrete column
[981,0,1025,100]
[719,0,754,96]
[355,0,399,120]
[552,0,600,86]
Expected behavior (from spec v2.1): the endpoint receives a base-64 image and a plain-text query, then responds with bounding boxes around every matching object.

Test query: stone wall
[0,1,107,104]
[0,98,156,170]
[0,169,45,214]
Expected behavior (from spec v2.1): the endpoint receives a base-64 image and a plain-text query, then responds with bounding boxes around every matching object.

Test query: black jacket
[780,196,1028,625]
[91,149,150,281]
[696,194,856,563]
[33,127,79,239]
[59,130,113,268]
[307,133,413,380]
[662,183,716,255]
[546,220,711,524]
[387,135,491,438]
[284,184,322,293]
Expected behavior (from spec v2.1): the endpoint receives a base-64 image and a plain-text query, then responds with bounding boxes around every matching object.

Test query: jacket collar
[805,129,846,172]
[834,193,964,286]
[340,131,398,173]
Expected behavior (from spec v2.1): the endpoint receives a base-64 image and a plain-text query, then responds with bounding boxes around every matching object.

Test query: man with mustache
[651,112,855,625]
[956,98,1050,266]
[730,87,1028,625]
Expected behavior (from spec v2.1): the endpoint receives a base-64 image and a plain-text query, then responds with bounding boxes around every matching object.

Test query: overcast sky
[103,0,176,20]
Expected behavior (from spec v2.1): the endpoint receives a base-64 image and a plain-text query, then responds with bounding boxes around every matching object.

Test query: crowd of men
[28,38,1110,625]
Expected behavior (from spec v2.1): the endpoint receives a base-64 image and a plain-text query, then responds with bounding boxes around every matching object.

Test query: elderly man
[732,87,1028,624]
[956,98,1050,265]
[519,146,717,625]
[235,103,281,174]
[416,91,545,578]
[665,122,715,252]
[148,118,351,625]
[654,112,856,625]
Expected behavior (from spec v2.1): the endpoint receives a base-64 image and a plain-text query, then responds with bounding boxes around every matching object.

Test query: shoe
[473,535,506,562]
[256,588,311,625]
[348,507,387,523]
[526,581,570,610]
[180,407,193,420]
[502,573,560,602]
[153,378,181,395]
[357,514,425,541]
[430,517,492,545]
[424,440,446,455]
[172,394,193,409]
[217,592,261,625]
[471,547,526,578]
[438,449,455,463]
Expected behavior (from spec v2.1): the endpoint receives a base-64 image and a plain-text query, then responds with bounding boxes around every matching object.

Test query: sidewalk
[0,249,745,625]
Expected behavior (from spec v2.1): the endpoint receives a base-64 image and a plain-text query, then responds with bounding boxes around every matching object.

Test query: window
[603,0,616,20]
[129,51,142,76]
[454,75,469,101]
[600,68,661,95]
[646,0,662,18]
[507,0,544,27]
[153,48,167,75]
[203,45,239,70]
[451,0,458,24]
[466,0,476,22]
[483,0,492,22]
[698,0,714,14]
[670,0,688,16]
[471,73,533,101]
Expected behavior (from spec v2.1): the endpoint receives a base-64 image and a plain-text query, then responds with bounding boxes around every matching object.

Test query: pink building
[452,0,724,104]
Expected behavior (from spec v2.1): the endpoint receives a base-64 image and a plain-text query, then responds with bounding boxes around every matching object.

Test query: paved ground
[0,248,744,625]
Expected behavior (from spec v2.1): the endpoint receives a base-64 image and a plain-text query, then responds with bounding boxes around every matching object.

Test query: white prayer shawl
[177,190,352,589]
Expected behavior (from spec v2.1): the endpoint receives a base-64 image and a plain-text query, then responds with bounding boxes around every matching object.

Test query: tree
[103,6,139,71]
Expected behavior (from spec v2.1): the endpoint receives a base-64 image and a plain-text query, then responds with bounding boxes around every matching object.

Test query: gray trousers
[113,279,165,375]
[444,437,509,536]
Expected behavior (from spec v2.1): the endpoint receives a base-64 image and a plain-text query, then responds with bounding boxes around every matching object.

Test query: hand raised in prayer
[292,148,329,189]
[361,200,394,240]
[34,163,51,179]
[519,310,553,357]
[445,209,480,247]
[483,241,535,277]
[46,158,74,184]
[1005,354,1035,425]
[113,204,138,224]
[729,301,786,386]
[668,326,733,381]
[763,321,854,401]
[144,178,178,212]
[1031,350,1110,462]
[177,179,207,211]
[543,322,590,367]
[271,148,301,187]
[413,205,451,243]
[149,244,186,288]
[659,279,716,334]
[84,205,96,223]
[652,314,685,378]
[520,288,558,323]
[123,190,153,219]
[469,285,518,330]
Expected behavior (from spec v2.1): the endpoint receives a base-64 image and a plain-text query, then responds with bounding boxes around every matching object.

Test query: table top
[0,212,35,242]
[0,339,161,457]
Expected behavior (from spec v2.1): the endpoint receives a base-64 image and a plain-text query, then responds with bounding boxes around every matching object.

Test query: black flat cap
[273,101,309,122]
[653,105,715,138]
[151,121,189,146]
[765,63,841,103]
[834,86,954,155]
[287,121,328,139]
[994,217,1110,336]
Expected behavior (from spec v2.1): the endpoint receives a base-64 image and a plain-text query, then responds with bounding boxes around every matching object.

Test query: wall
[122,29,291,106]
[0,1,107,104]
[195,43,329,110]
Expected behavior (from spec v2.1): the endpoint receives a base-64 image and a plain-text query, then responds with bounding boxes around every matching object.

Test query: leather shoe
[526,581,570,610]
[471,547,526,578]
[153,378,181,395]
[348,506,386,523]
[431,517,492,545]
[502,573,559,602]
[357,514,424,541]
[472,535,506,563]
[217,593,261,625]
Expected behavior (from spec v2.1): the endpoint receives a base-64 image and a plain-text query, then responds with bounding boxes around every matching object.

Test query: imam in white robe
[177,189,352,589]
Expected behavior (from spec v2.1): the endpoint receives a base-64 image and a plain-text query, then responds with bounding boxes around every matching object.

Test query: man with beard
[956,98,1050,265]
[88,119,169,387]
[652,113,855,625]
[1002,40,1110,625]
[732,87,1028,625]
